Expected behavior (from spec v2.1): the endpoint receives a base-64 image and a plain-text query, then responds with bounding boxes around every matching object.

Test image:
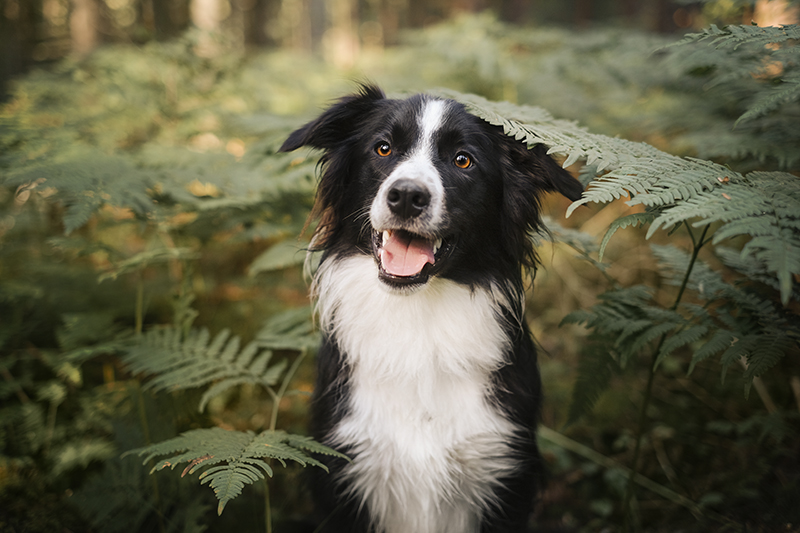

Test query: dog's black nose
[386,179,431,219]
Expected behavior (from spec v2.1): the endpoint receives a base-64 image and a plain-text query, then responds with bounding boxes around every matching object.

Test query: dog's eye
[454,153,472,169]
[376,142,392,157]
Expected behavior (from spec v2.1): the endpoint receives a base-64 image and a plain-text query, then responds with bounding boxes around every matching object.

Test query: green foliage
[458,92,800,305]
[2,15,799,532]
[128,427,347,515]
[661,24,800,169]
[123,326,288,412]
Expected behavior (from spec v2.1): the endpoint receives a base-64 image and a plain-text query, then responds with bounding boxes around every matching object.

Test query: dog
[280,85,582,533]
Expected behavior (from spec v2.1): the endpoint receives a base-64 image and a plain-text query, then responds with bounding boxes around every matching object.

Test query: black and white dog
[280,85,582,533]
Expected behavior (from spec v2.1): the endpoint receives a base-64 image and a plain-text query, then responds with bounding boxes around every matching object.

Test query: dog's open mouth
[372,229,454,286]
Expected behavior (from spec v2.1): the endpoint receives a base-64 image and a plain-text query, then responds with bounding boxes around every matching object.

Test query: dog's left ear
[513,142,583,202]
[498,134,583,266]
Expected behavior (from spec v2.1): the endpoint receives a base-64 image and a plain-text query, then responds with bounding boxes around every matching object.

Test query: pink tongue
[380,232,435,277]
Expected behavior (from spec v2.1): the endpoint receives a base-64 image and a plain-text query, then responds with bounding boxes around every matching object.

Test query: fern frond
[599,212,655,261]
[454,93,799,304]
[741,329,797,383]
[127,427,348,515]
[651,244,727,298]
[720,335,760,384]
[656,325,709,367]
[248,239,307,275]
[254,306,319,353]
[51,439,116,477]
[98,247,199,282]
[122,326,287,412]
[621,322,683,367]
[672,24,800,51]
[542,216,609,272]
[736,74,800,126]
[651,173,799,304]
[2,147,154,235]
[562,286,687,367]
[566,342,618,425]
[689,328,736,375]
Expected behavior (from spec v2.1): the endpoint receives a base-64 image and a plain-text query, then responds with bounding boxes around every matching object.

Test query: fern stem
[1,367,30,403]
[135,275,144,336]
[269,349,307,432]
[623,223,709,530]
[264,477,272,533]
[44,399,59,456]
[136,383,166,533]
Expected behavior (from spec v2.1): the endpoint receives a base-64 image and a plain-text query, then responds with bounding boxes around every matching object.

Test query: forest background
[1,0,799,532]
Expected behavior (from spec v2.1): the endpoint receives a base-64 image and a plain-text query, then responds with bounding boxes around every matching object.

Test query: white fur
[370,99,448,235]
[314,254,522,533]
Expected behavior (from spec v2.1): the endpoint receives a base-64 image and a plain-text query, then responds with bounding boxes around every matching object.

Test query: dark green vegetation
[1,16,799,533]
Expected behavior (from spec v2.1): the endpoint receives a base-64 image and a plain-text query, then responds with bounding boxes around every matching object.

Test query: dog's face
[281,86,582,291]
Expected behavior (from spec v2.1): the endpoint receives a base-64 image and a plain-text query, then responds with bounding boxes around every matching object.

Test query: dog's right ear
[279,85,386,152]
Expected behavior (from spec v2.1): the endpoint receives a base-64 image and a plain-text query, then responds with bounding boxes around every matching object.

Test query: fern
[565,341,618,425]
[72,452,211,533]
[689,328,736,374]
[542,216,610,274]
[455,92,799,305]
[122,326,288,412]
[127,427,348,515]
[254,305,319,353]
[598,212,656,261]
[672,23,800,52]
[736,73,800,126]
[2,148,155,235]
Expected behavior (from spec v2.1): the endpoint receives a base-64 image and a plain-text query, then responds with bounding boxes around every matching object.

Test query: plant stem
[539,426,733,525]
[265,478,272,533]
[135,274,144,336]
[137,382,165,533]
[269,349,308,432]
[622,224,709,531]
[262,349,308,533]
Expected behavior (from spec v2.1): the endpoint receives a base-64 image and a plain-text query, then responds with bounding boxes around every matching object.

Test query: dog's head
[280,85,582,291]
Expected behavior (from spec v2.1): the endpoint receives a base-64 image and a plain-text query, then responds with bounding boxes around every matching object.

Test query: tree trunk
[753,0,799,26]
[70,0,99,56]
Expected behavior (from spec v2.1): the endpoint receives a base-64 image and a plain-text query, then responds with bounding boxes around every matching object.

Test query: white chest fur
[314,255,521,533]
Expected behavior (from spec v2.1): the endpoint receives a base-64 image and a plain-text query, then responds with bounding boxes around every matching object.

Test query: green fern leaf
[720,335,759,382]
[621,321,682,367]
[98,247,199,282]
[127,427,348,515]
[254,306,319,353]
[671,24,800,51]
[566,342,617,425]
[542,217,609,272]
[122,326,287,412]
[656,325,709,368]
[689,329,736,374]
[2,148,154,235]
[599,212,655,261]
[742,331,795,381]
[736,74,800,126]
[248,239,307,275]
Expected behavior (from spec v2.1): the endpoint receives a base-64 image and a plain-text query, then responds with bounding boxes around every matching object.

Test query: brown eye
[376,142,392,157]
[454,153,472,169]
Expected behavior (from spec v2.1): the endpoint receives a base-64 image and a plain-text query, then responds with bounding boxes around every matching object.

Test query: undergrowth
[1,17,798,533]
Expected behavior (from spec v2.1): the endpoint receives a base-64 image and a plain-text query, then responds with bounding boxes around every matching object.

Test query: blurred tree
[753,0,799,25]
[69,0,99,55]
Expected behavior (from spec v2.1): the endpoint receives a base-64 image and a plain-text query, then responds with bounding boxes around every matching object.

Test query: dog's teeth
[433,238,442,255]
[382,231,391,246]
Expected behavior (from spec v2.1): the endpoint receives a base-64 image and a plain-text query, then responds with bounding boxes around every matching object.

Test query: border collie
[280,85,582,533]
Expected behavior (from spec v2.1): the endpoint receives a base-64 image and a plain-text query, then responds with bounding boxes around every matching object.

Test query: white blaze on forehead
[370,98,449,233]
[417,98,447,153]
